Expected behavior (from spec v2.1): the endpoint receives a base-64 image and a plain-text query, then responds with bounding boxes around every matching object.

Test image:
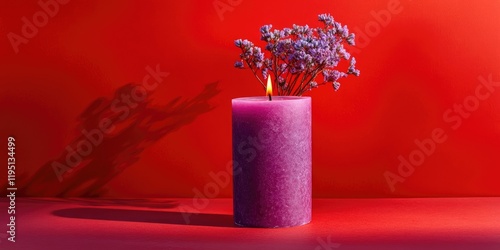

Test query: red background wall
[0,0,499,198]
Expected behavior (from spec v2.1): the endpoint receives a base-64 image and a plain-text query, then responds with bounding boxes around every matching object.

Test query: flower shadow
[17,81,220,197]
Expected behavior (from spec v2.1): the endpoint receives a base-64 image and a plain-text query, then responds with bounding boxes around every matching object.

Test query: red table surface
[1,198,499,250]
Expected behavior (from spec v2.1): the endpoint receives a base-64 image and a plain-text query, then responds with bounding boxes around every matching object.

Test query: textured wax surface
[232,96,311,227]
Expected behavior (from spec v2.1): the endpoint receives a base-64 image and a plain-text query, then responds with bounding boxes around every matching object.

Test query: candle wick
[268,94,272,101]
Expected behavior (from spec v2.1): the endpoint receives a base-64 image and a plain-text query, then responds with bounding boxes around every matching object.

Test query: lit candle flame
[266,76,272,101]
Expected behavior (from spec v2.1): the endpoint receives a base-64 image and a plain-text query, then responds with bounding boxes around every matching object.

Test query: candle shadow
[14,81,220,197]
[22,198,180,209]
[52,207,236,228]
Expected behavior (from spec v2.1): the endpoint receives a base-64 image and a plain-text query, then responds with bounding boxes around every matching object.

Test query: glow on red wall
[0,0,499,198]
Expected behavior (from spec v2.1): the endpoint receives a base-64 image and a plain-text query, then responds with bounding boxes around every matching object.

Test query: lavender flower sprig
[234,13,360,96]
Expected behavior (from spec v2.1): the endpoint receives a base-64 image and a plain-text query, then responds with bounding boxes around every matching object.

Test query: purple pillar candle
[232,96,311,228]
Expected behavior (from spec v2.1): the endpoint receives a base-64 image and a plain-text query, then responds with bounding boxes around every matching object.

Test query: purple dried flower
[318,13,334,26]
[334,22,343,33]
[234,61,244,69]
[333,82,340,91]
[264,58,273,68]
[283,28,292,36]
[292,24,312,37]
[274,30,285,39]
[241,39,253,48]
[260,25,273,41]
[337,46,350,60]
[323,69,347,82]
[234,13,360,95]
[347,33,355,46]
[341,25,349,38]
[265,43,274,51]
[260,24,272,33]
[252,47,264,68]
[348,57,360,76]
[279,63,288,73]
[262,67,268,79]
[234,39,243,47]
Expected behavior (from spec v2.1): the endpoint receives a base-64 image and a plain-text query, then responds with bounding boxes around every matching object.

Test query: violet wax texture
[232,96,311,228]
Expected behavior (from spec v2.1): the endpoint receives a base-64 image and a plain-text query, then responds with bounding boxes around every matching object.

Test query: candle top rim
[232,96,310,102]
